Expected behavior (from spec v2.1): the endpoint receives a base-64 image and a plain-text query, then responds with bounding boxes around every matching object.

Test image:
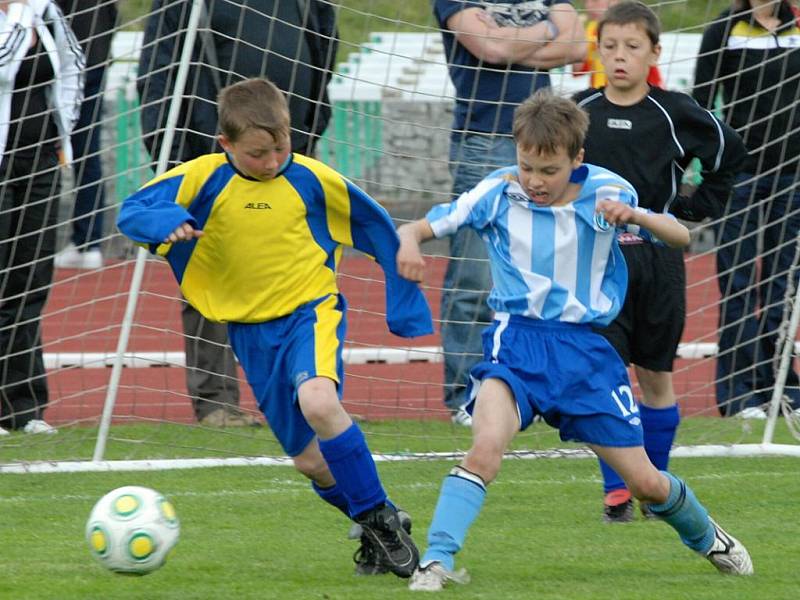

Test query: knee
[627,470,669,504]
[298,381,341,428]
[463,438,504,484]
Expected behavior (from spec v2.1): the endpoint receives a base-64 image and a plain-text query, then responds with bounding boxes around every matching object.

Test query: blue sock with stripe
[648,471,715,553]
[312,481,350,517]
[641,404,680,471]
[422,466,487,571]
[318,423,387,518]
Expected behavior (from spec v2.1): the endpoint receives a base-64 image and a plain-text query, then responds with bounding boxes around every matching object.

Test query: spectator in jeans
[433,0,585,425]
[53,0,118,270]
[693,0,800,418]
[137,0,337,427]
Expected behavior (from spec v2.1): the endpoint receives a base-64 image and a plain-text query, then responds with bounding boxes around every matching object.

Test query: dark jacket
[137,0,338,164]
[693,2,800,176]
[55,0,118,67]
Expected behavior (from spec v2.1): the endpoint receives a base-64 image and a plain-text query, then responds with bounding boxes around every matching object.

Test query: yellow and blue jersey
[117,152,432,337]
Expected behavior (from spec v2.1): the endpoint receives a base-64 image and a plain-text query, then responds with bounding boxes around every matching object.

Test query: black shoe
[639,502,658,520]
[354,504,419,578]
[353,509,411,575]
[603,490,634,523]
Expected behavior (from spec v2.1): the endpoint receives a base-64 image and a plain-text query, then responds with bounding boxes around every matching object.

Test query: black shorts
[595,243,686,372]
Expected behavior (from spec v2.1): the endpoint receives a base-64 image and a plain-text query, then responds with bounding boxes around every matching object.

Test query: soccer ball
[86,485,180,575]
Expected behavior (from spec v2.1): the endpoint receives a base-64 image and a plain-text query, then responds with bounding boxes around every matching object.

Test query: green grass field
[2,417,798,599]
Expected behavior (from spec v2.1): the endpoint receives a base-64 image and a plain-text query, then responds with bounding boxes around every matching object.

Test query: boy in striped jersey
[398,92,752,591]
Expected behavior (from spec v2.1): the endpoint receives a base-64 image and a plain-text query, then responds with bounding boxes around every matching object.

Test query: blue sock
[312,481,350,517]
[422,467,486,571]
[641,404,680,471]
[598,457,626,495]
[649,471,715,553]
[318,423,387,518]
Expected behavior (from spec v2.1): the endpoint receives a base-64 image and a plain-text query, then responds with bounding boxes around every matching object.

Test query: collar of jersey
[224,152,294,181]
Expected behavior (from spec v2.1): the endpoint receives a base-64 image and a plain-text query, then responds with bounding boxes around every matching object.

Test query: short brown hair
[512,91,588,159]
[217,78,290,142]
[597,1,661,47]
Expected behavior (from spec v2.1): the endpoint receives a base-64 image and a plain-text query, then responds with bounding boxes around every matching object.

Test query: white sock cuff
[449,466,486,491]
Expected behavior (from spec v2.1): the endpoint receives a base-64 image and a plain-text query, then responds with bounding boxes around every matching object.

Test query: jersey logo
[244,202,272,209]
[606,118,632,130]
[594,212,611,231]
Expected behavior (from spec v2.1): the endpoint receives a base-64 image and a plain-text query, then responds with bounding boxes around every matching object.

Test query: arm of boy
[397,220,435,283]
[597,199,690,249]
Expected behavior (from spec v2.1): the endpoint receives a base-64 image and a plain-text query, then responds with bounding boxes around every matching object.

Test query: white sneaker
[737,407,767,420]
[408,561,470,592]
[0,426,9,436]
[701,518,753,575]
[54,243,103,270]
[450,407,473,427]
[22,419,58,435]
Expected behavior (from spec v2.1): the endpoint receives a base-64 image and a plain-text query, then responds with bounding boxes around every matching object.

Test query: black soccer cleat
[354,504,419,578]
[353,509,412,576]
[603,490,634,523]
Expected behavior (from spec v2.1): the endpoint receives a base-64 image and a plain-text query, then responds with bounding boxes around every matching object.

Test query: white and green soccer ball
[86,485,180,575]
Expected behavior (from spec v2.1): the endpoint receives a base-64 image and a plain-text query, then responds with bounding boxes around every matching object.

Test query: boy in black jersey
[573,1,747,522]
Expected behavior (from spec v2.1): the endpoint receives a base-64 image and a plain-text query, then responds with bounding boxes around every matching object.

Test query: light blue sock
[422,467,486,571]
[649,471,715,553]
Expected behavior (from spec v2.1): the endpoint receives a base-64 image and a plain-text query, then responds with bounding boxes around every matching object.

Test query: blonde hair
[217,78,290,142]
[512,91,588,159]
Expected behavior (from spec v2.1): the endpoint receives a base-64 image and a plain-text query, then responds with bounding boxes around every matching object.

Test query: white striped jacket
[0,0,84,162]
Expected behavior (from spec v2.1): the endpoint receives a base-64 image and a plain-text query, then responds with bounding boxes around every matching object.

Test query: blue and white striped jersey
[427,164,644,326]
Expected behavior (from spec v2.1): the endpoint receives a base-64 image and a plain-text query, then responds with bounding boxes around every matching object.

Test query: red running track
[41,253,729,425]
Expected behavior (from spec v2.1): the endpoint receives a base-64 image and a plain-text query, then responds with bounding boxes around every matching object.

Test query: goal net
[2,0,799,473]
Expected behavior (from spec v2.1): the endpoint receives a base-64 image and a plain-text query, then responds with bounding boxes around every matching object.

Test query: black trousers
[0,148,60,429]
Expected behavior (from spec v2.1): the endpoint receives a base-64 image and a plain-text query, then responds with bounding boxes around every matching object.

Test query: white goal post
[1,0,800,474]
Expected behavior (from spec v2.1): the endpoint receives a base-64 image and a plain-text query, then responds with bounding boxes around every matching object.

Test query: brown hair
[512,91,588,159]
[597,0,661,47]
[217,78,290,142]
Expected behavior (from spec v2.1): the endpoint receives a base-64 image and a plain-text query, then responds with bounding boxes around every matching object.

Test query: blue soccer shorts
[227,294,347,456]
[465,315,644,448]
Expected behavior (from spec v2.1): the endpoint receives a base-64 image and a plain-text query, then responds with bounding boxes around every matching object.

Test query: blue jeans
[70,65,107,250]
[440,133,516,410]
[714,172,800,415]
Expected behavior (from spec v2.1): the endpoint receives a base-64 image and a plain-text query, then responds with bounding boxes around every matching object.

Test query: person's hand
[396,233,426,283]
[596,199,637,227]
[163,222,203,244]
[474,9,499,29]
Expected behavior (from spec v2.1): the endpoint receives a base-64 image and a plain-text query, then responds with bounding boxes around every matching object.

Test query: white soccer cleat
[0,425,9,436]
[23,420,58,435]
[54,243,103,270]
[409,561,470,592]
[701,518,753,575]
[450,407,473,427]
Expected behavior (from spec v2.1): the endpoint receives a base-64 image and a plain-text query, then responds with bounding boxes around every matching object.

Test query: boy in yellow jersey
[117,78,432,579]
[573,0,662,87]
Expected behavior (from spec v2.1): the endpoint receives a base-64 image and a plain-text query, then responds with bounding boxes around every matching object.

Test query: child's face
[517,145,584,207]
[598,22,660,93]
[219,128,291,181]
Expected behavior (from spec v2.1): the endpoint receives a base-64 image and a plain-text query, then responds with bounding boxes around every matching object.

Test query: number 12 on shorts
[611,385,638,417]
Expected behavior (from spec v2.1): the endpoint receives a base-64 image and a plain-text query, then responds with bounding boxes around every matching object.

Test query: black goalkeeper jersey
[573,86,746,222]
